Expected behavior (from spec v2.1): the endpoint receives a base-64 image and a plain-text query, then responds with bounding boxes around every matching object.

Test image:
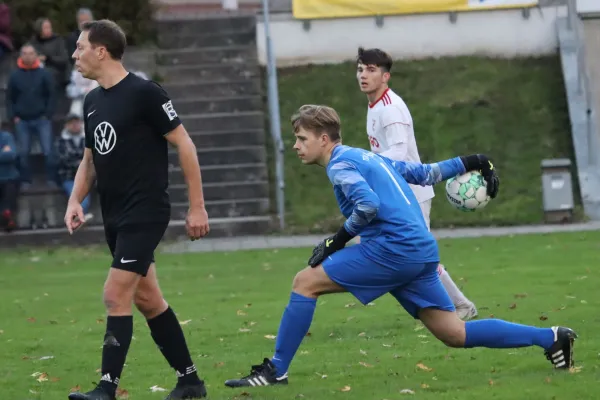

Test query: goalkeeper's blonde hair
[291,104,341,142]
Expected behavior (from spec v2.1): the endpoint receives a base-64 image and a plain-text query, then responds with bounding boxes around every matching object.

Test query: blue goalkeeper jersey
[326,145,466,263]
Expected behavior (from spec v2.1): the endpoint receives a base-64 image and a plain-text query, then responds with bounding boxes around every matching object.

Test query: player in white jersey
[356,47,478,320]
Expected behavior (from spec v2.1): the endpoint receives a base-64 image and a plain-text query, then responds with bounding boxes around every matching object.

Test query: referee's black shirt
[84,72,182,228]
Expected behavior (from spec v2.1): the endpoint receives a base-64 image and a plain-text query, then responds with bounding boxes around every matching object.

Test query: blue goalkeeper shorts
[321,243,455,319]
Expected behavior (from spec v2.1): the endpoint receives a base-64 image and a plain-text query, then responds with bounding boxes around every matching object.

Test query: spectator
[30,18,70,89]
[66,68,98,117]
[66,8,94,65]
[56,113,92,221]
[6,43,56,189]
[0,2,13,60]
[0,121,18,232]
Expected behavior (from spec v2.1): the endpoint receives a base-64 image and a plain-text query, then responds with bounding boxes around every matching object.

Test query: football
[445,171,490,212]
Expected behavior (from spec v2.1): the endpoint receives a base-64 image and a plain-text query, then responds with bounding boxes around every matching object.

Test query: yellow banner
[292,0,539,20]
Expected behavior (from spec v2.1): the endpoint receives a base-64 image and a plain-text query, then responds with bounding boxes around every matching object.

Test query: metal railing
[262,0,286,230]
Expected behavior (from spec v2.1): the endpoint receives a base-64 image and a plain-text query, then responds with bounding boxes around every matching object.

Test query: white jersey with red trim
[366,88,435,204]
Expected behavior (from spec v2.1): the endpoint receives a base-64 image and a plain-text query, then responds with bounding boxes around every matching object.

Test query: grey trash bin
[540,158,575,223]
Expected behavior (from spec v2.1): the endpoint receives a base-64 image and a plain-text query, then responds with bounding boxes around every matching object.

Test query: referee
[65,20,209,400]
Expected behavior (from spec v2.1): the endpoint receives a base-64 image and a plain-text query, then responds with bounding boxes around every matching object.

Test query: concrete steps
[162,79,261,98]
[157,30,256,49]
[158,63,260,83]
[155,45,256,66]
[172,95,263,114]
[157,15,272,238]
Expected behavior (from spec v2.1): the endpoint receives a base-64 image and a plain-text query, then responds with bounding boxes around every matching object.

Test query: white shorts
[419,199,432,232]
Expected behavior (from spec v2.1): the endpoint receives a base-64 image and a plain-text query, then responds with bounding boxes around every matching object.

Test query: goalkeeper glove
[307,225,354,267]
[460,154,500,198]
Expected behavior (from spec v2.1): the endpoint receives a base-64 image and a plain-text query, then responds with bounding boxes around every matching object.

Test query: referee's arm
[146,81,209,239]
[165,124,209,239]
[165,125,206,209]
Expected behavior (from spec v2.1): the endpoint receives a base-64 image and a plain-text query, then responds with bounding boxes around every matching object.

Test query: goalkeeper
[223,104,577,389]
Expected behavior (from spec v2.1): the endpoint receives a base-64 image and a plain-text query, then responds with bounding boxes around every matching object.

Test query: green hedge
[6,0,157,49]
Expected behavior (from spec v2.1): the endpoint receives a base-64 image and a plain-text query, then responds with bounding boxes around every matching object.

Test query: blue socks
[465,319,555,350]
[271,292,317,377]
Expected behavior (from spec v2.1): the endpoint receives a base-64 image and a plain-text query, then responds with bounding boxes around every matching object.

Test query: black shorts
[104,222,169,276]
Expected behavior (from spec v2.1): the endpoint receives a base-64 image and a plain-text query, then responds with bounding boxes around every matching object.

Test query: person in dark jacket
[0,124,19,231]
[31,17,70,88]
[6,43,56,188]
[56,113,92,220]
[66,8,94,66]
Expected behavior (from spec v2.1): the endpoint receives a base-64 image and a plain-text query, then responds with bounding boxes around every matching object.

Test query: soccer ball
[445,171,490,212]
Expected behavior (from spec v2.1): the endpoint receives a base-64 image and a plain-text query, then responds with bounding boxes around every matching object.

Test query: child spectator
[56,113,92,221]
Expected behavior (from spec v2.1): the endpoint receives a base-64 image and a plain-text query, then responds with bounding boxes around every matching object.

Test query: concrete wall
[256,5,567,66]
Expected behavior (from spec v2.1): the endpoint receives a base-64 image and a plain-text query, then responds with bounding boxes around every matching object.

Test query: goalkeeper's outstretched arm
[387,157,466,187]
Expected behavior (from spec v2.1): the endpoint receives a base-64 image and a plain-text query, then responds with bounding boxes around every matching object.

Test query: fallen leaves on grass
[264,335,276,340]
[345,303,356,308]
[315,372,327,379]
[514,293,528,298]
[27,317,36,323]
[539,315,548,321]
[150,385,167,392]
[35,372,48,382]
[569,366,583,373]
[179,320,192,325]
[509,303,517,309]
[116,388,129,399]
[239,328,251,333]
[340,385,351,392]
[421,384,430,389]
[400,389,415,394]
[359,362,373,368]
[70,385,81,392]
[545,377,551,383]
[489,379,495,386]
[416,363,433,372]
[39,356,54,360]
[214,362,225,368]
[237,310,247,316]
